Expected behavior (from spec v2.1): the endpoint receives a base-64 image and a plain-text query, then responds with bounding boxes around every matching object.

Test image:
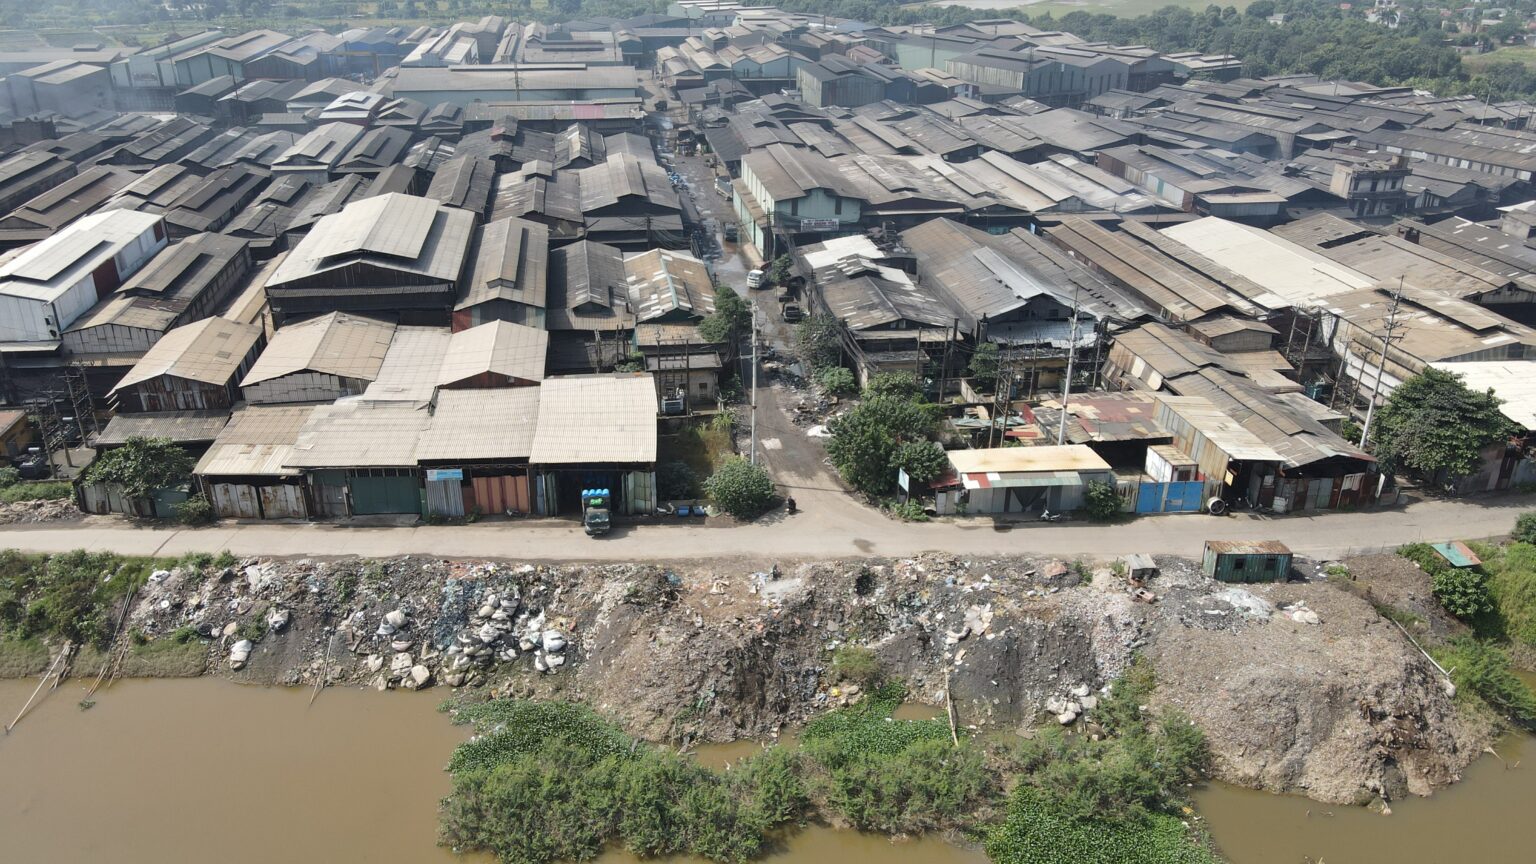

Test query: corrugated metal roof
[458,216,550,311]
[285,398,432,468]
[624,249,716,323]
[439,320,547,385]
[111,316,262,392]
[362,326,450,402]
[1155,394,1284,463]
[241,311,396,386]
[947,444,1110,475]
[271,193,474,286]
[195,404,317,477]
[96,410,229,446]
[0,209,163,303]
[417,387,540,461]
[528,374,657,464]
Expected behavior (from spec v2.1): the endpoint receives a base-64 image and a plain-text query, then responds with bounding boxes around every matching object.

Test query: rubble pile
[0,498,80,524]
[107,550,1490,805]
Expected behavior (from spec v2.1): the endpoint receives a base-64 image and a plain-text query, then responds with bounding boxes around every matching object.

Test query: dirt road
[3,492,1528,563]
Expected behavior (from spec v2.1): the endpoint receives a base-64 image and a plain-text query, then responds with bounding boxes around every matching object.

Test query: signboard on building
[426,469,464,481]
[799,218,840,231]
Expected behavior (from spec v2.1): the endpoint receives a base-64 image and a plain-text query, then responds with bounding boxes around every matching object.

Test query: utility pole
[1055,284,1083,446]
[749,299,759,465]
[1358,279,1404,450]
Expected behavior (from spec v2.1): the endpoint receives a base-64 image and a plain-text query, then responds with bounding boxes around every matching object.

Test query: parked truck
[581,488,612,536]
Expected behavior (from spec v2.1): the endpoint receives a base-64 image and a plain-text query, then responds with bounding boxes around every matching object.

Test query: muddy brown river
[2,678,1533,864]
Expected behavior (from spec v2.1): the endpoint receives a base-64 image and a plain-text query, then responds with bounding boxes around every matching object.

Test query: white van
[746,269,765,289]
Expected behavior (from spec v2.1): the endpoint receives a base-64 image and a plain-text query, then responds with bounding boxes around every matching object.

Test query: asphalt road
[4,492,1529,565]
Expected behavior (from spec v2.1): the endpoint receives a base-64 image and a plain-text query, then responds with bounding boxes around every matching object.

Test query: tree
[968,342,1000,385]
[814,366,855,395]
[1371,368,1516,482]
[796,314,842,369]
[862,371,922,400]
[705,457,775,519]
[826,393,940,497]
[698,286,751,344]
[768,254,793,285]
[84,437,192,500]
[1083,481,1121,522]
[892,441,947,485]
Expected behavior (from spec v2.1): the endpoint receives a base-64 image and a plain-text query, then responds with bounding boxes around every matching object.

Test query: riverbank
[0,549,1496,808]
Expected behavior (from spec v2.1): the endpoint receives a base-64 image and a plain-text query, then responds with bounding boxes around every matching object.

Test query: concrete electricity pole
[749,299,759,465]
[1056,283,1083,446]
[1358,279,1404,450]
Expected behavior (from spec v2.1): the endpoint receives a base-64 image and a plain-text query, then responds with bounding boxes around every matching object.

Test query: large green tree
[1371,368,1517,480]
[84,436,193,499]
[698,286,751,344]
[826,389,940,497]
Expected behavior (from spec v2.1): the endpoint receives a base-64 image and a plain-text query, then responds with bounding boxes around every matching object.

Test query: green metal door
[349,474,420,515]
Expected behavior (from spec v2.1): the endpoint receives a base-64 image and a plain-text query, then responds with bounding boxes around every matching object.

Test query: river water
[2,678,1532,864]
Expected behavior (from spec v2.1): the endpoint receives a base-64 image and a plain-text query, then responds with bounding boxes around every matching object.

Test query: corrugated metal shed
[528,374,657,465]
[458,216,550,311]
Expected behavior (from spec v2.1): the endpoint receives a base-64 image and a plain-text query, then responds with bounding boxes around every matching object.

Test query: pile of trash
[0,497,80,524]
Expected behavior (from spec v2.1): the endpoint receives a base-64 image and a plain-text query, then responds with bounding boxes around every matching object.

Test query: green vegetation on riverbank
[1398,526,1536,730]
[439,664,1214,864]
[0,548,236,650]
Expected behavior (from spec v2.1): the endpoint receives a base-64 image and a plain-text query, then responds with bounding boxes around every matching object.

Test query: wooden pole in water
[943,665,960,747]
[86,587,138,700]
[6,642,72,734]
[309,631,333,707]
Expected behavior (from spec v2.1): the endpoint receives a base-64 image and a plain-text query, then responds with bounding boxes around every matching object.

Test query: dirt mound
[1147,580,1493,805]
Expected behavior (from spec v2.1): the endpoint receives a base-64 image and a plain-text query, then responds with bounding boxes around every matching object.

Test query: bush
[795,315,842,369]
[0,550,148,647]
[987,789,1218,864]
[175,495,215,526]
[830,645,883,687]
[0,465,18,487]
[0,481,72,504]
[814,366,855,395]
[1515,512,1536,546]
[1082,480,1121,522]
[657,462,701,500]
[440,700,804,864]
[801,683,989,834]
[1433,637,1536,728]
[1432,567,1495,620]
[862,372,923,400]
[704,458,775,520]
[888,499,928,522]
